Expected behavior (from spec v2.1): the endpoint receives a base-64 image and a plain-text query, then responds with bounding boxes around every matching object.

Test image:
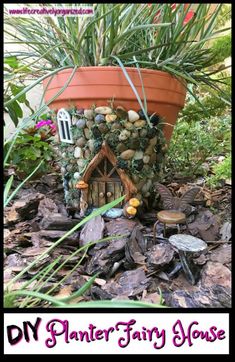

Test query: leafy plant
[4,56,34,126]
[210,34,231,66]
[4,4,231,103]
[165,115,231,178]
[4,120,55,178]
[4,160,43,207]
[206,155,231,188]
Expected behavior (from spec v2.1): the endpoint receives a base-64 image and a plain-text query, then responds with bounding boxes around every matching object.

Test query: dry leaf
[54,285,73,299]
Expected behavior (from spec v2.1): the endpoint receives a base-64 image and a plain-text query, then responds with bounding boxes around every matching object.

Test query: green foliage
[70,125,84,139]
[214,4,231,30]
[210,34,231,65]
[165,115,231,177]
[206,155,231,188]
[4,128,54,178]
[4,4,230,97]
[180,78,231,124]
[4,56,34,126]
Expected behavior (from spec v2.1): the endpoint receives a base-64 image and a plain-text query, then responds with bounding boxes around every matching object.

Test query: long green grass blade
[57,300,167,308]
[112,56,151,127]
[4,160,44,207]
[5,195,125,289]
[3,175,14,206]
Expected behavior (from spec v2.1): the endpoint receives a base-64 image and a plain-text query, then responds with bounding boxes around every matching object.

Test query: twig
[206,240,231,244]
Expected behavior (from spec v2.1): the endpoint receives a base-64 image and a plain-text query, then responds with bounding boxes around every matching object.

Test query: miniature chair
[153,210,189,240]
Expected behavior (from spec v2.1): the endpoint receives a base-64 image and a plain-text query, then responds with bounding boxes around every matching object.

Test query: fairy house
[56,106,166,215]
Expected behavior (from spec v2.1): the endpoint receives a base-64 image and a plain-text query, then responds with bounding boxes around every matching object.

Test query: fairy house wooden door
[81,141,137,209]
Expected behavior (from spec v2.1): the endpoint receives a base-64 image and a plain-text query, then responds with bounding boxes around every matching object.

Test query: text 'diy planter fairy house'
[56,105,167,216]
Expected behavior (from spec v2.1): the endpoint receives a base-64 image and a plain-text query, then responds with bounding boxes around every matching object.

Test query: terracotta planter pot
[43,66,186,142]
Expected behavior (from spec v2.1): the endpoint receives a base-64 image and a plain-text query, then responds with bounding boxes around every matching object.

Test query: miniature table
[169,234,207,285]
[153,210,189,239]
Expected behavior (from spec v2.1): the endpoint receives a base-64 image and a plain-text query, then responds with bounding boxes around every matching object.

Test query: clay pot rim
[44,66,186,83]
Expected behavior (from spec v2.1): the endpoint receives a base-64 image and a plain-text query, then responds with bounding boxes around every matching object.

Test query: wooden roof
[83,141,137,200]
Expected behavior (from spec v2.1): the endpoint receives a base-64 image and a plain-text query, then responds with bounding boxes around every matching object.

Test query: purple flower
[35,119,53,129]
[45,119,53,125]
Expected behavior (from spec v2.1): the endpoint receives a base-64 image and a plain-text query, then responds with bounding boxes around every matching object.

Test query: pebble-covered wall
[56,104,167,212]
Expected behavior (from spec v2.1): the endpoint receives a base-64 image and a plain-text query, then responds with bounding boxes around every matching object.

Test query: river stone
[132,175,140,183]
[143,191,150,198]
[143,155,150,164]
[132,132,139,139]
[76,108,84,115]
[76,137,86,147]
[149,153,157,164]
[72,116,78,125]
[142,179,152,194]
[87,139,95,153]
[120,149,135,160]
[84,149,91,159]
[84,109,94,119]
[145,144,154,156]
[169,234,207,253]
[105,114,117,122]
[134,150,144,160]
[74,147,83,158]
[128,139,140,150]
[140,128,148,137]
[86,120,94,129]
[61,152,67,158]
[76,118,86,128]
[61,167,66,176]
[143,165,151,174]
[111,122,122,131]
[116,106,128,120]
[149,136,157,147]
[84,128,90,139]
[119,130,131,141]
[95,114,105,123]
[124,122,134,130]
[103,208,123,218]
[70,159,77,164]
[128,110,140,123]
[73,172,81,180]
[66,164,73,172]
[77,159,86,168]
[116,143,128,153]
[136,179,146,191]
[134,120,146,128]
[67,146,74,153]
[95,106,112,115]
[98,123,109,134]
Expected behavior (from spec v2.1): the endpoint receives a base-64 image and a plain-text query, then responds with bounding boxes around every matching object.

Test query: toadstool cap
[75,180,88,189]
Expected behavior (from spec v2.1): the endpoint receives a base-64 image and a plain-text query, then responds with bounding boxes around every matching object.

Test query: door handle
[106,192,112,197]
[99,192,105,198]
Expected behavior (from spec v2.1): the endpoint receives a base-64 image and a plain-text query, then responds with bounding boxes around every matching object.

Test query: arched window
[57,108,73,143]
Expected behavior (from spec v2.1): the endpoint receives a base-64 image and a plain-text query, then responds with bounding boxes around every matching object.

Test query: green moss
[116,157,129,170]
[105,132,119,150]
[93,138,103,153]
[70,125,84,139]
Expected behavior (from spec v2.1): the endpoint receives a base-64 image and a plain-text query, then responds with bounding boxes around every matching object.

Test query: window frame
[57,108,74,144]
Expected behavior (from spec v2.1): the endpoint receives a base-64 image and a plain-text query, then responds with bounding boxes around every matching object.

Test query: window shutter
[57,108,73,144]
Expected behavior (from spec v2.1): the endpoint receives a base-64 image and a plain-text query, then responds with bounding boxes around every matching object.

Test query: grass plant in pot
[4,3,230,213]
